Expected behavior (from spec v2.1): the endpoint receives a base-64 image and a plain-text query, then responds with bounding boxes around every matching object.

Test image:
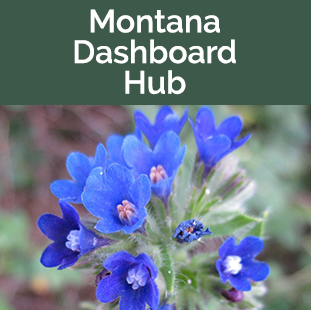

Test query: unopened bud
[220,287,244,303]
[95,268,111,286]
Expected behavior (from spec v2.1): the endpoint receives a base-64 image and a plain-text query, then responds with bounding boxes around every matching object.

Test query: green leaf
[209,214,261,237]
[147,198,171,240]
[222,180,249,200]
[159,245,175,294]
[172,147,196,222]
[247,221,264,237]
[197,197,221,217]
[215,171,244,195]
[195,162,205,188]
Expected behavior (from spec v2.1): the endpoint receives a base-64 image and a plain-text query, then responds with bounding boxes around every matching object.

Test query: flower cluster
[38,106,269,310]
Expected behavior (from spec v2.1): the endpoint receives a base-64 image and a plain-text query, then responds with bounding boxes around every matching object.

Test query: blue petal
[50,180,83,203]
[134,111,157,148]
[242,259,270,281]
[189,118,205,154]
[159,114,180,135]
[230,134,252,152]
[82,189,119,218]
[155,106,174,125]
[104,251,136,272]
[59,200,80,228]
[217,116,243,140]
[235,236,264,258]
[216,259,228,283]
[95,217,124,234]
[96,271,127,303]
[58,253,79,270]
[134,127,143,141]
[175,145,187,170]
[177,108,188,133]
[195,107,216,139]
[136,253,158,279]
[119,286,146,310]
[84,167,105,191]
[228,274,251,291]
[219,237,236,259]
[135,106,187,149]
[123,136,155,178]
[151,176,174,202]
[40,242,74,268]
[37,214,70,243]
[131,174,151,210]
[79,224,110,256]
[66,152,92,184]
[153,131,182,176]
[143,280,159,310]
[199,135,231,167]
[107,135,125,165]
[105,164,134,201]
[122,206,147,234]
[92,143,107,168]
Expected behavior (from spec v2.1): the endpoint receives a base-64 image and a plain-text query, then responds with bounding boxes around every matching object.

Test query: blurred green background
[0,105,310,310]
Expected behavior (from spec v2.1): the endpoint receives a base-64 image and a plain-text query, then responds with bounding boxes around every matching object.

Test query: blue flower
[173,219,212,243]
[216,236,270,291]
[135,106,188,149]
[189,107,251,174]
[50,143,107,204]
[123,131,186,204]
[37,200,111,270]
[82,164,151,234]
[96,251,159,310]
[107,127,142,168]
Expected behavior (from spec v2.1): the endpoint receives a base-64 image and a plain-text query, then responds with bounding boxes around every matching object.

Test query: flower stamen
[186,227,194,234]
[65,229,81,252]
[117,200,139,226]
[149,165,167,184]
[126,263,150,290]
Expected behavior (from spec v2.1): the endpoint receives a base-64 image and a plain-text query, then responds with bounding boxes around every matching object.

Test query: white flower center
[126,264,150,290]
[223,255,242,275]
[65,229,81,252]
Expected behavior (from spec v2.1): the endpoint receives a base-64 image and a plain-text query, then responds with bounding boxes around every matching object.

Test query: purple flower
[216,236,270,291]
[82,164,151,234]
[189,107,251,174]
[50,143,107,204]
[107,127,142,168]
[38,200,111,270]
[135,106,188,149]
[219,287,244,303]
[97,251,159,310]
[173,219,212,243]
[123,131,186,205]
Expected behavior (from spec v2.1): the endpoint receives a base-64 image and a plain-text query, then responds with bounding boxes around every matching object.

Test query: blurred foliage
[0,105,310,310]
[0,295,14,310]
